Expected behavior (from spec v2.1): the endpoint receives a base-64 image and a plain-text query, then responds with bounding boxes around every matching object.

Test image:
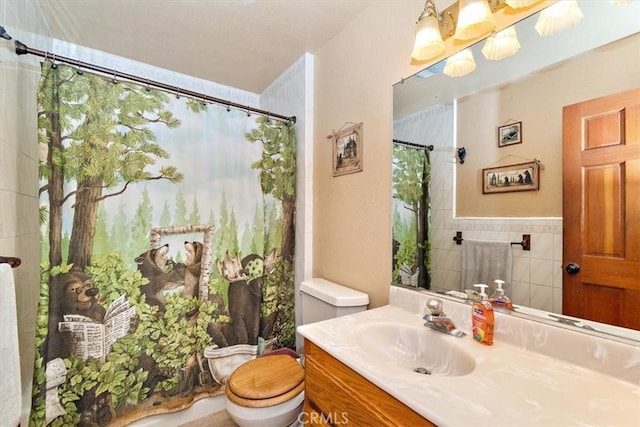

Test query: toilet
[225,278,369,427]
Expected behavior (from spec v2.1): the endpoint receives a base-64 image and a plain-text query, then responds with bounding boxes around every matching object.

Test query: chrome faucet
[423,298,466,338]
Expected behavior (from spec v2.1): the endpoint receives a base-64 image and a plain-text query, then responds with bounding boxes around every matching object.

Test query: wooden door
[563,88,640,331]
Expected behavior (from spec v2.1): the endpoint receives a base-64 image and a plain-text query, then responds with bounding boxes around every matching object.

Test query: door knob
[565,263,580,274]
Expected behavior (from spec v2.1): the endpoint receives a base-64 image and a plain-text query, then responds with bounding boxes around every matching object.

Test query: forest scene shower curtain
[392,143,431,289]
[31,61,297,426]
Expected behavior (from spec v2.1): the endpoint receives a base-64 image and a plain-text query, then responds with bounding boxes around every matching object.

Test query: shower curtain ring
[76,59,83,75]
[226,102,231,112]
[112,69,118,84]
[175,88,181,99]
[145,79,151,91]
[51,53,57,69]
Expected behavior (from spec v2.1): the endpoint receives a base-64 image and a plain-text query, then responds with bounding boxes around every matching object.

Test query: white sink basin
[354,322,476,376]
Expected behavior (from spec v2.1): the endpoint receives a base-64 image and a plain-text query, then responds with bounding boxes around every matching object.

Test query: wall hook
[457,147,466,164]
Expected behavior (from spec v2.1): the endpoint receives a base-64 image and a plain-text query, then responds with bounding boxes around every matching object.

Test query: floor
[179,410,238,427]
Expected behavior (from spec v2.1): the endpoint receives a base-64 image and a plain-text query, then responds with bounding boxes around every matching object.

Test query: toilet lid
[226,355,304,408]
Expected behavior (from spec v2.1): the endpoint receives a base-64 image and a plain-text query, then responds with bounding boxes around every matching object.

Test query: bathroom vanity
[304,340,433,426]
[297,287,640,426]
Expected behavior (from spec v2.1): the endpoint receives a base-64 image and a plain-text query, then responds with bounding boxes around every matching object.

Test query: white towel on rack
[0,263,21,427]
[460,239,513,297]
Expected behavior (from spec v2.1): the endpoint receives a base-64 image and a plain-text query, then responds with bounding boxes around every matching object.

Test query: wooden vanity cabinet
[303,340,435,426]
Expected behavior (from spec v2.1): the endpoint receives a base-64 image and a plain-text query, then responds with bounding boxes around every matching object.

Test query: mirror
[392,1,640,343]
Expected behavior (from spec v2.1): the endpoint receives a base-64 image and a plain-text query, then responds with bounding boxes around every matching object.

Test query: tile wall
[1,1,51,415]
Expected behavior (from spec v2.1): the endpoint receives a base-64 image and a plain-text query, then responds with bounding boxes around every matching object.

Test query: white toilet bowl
[224,354,305,427]
[225,391,304,427]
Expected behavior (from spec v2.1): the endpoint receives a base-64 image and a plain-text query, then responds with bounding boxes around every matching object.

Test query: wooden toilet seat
[226,354,305,408]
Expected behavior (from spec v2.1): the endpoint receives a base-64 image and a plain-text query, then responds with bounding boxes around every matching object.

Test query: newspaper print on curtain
[31,61,296,426]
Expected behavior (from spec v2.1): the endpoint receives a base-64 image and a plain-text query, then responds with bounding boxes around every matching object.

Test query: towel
[0,263,21,427]
[460,239,513,297]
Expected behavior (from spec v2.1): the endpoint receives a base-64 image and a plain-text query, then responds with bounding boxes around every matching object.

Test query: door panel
[563,88,640,330]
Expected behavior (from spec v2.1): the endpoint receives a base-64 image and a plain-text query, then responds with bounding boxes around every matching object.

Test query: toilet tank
[300,278,369,325]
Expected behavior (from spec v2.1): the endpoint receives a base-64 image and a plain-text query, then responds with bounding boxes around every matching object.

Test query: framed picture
[498,121,522,147]
[332,122,363,177]
[482,161,539,194]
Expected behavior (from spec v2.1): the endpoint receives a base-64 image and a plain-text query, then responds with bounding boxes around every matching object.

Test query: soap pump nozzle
[473,284,489,300]
[494,279,506,295]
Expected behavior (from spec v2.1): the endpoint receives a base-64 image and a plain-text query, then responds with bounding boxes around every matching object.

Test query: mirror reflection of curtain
[392,104,453,289]
[32,61,297,426]
[392,143,431,288]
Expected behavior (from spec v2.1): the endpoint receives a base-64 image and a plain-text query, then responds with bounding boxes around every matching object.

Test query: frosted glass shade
[443,49,476,77]
[411,14,446,61]
[535,0,583,37]
[481,26,520,60]
[454,0,496,40]
[505,0,541,8]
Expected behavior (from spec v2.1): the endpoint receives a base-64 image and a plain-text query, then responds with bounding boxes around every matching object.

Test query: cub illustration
[135,244,183,310]
[183,241,203,299]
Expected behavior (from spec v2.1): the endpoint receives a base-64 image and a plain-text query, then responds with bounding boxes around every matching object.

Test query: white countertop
[297,288,640,427]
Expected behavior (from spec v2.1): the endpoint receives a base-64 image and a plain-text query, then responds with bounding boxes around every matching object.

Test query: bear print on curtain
[31,60,296,426]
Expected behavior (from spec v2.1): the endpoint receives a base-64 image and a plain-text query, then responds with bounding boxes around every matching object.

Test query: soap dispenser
[471,284,494,346]
[490,279,513,311]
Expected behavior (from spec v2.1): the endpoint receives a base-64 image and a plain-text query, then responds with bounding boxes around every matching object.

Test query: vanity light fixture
[505,0,542,8]
[443,48,476,77]
[454,0,496,41]
[411,0,446,61]
[534,0,584,37]
[481,26,520,60]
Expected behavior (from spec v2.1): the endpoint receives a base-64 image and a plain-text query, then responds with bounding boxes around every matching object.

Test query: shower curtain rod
[13,40,296,124]
[392,139,434,151]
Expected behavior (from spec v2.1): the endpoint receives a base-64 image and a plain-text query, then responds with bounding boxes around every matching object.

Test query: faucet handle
[426,298,444,316]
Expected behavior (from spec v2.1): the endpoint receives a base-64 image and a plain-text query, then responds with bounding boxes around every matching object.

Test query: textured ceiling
[36,0,375,94]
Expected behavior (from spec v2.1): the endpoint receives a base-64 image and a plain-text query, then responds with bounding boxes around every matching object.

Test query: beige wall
[456,33,640,217]
[313,1,421,309]
[312,1,542,308]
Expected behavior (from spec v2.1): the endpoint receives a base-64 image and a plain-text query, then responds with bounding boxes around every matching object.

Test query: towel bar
[510,234,531,251]
[452,232,530,251]
[0,256,21,268]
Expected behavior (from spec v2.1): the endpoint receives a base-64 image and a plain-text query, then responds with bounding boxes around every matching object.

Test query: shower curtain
[392,142,431,289]
[31,61,297,426]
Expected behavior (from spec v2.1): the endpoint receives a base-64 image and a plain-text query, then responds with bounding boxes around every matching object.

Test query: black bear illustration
[217,249,277,345]
[135,244,183,311]
[183,241,203,299]
[45,268,106,362]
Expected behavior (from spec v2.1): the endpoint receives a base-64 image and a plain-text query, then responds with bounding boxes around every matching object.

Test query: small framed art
[332,122,363,177]
[498,122,522,147]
